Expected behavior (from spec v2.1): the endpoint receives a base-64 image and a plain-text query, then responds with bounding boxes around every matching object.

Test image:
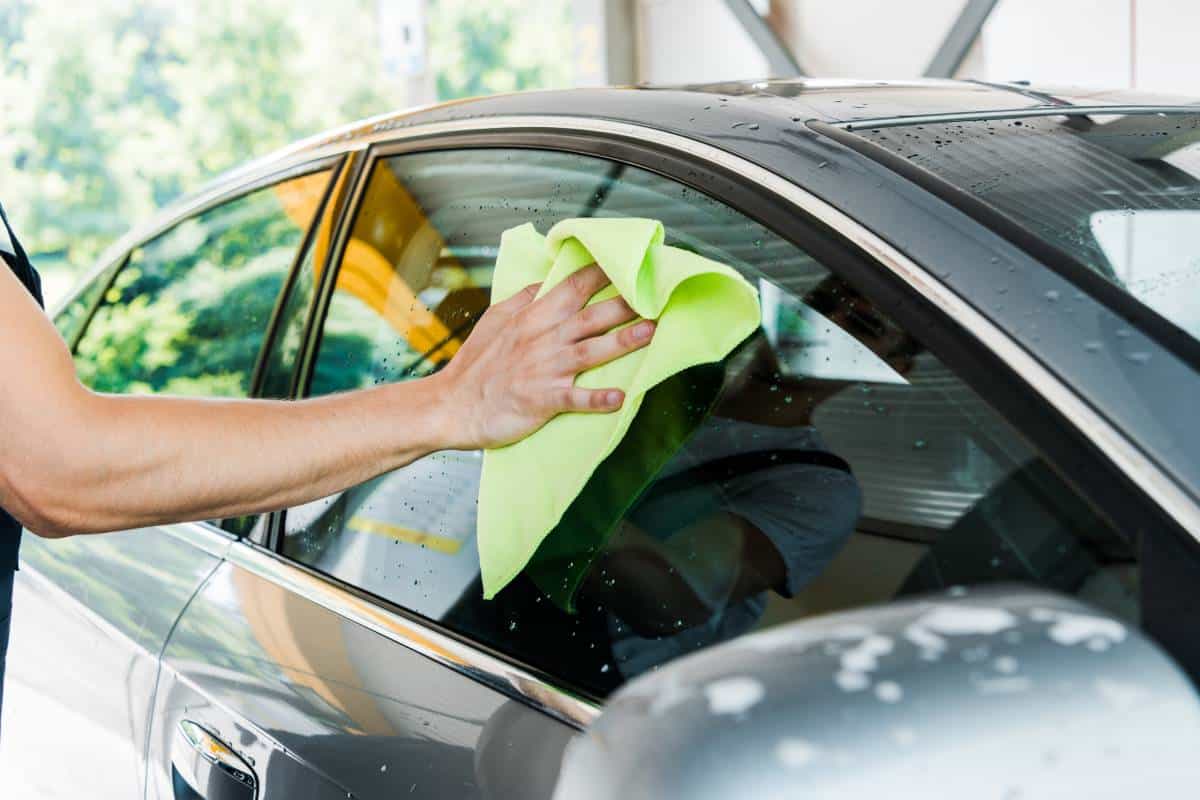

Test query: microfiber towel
[478,218,761,601]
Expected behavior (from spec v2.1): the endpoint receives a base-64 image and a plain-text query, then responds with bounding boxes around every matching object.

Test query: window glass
[54,259,121,347]
[284,149,1136,697]
[258,162,350,400]
[74,169,332,397]
[855,112,1200,344]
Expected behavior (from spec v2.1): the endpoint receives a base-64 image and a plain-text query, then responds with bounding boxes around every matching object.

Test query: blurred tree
[430,0,572,100]
[0,0,573,296]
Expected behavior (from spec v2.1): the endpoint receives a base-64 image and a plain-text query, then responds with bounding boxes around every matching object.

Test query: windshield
[854,111,1200,345]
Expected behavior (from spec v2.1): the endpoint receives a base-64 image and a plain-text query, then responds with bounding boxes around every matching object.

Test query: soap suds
[1032,609,1126,647]
[705,676,765,715]
[875,681,903,703]
[776,738,820,767]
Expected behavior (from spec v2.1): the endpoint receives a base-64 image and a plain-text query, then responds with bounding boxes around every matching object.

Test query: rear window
[853,111,1200,345]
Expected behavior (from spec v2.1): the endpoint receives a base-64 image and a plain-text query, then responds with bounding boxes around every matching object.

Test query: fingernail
[634,321,655,340]
[606,390,623,407]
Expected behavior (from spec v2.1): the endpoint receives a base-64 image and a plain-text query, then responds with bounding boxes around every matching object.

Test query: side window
[257,161,352,399]
[283,149,1137,698]
[73,168,333,397]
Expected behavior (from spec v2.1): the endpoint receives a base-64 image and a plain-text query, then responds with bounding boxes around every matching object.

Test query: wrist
[414,368,472,452]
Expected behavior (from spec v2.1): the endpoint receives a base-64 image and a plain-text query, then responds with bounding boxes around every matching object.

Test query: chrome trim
[836,104,1199,130]
[224,540,601,729]
[159,521,235,560]
[47,250,125,319]
[344,114,1198,536]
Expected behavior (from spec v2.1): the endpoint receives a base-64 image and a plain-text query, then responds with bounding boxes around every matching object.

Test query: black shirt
[1,203,44,571]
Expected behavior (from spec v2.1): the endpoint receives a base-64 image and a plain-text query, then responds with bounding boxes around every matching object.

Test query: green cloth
[525,362,726,611]
[478,218,761,600]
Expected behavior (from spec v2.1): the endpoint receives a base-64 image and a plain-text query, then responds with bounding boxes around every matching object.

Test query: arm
[0,263,653,538]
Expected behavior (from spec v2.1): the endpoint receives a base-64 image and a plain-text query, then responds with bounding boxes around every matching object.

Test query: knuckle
[577,301,605,330]
[569,340,594,370]
[567,270,590,297]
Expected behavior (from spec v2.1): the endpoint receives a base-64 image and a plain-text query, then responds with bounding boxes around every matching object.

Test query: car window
[257,161,352,400]
[282,148,1137,698]
[73,168,333,397]
[53,258,122,348]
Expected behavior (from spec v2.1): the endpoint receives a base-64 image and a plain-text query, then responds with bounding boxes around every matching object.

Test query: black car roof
[288,78,1197,154]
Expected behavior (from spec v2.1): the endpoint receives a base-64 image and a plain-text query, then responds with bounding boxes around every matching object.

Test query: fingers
[568,296,637,342]
[512,264,612,338]
[559,386,626,413]
[545,264,611,311]
[568,319,655,372]
[490,282,542,318]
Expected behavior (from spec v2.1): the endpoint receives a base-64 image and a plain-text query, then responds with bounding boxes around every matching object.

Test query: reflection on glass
[284,149,1137,698]
[858,112,1200,345]
[1091,209,1200,340]
[73,169,332,397]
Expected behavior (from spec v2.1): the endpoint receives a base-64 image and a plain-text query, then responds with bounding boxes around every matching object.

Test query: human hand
[431,264,655,451]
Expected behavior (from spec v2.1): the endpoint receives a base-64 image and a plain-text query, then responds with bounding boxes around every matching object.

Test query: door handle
[171,719,258,800]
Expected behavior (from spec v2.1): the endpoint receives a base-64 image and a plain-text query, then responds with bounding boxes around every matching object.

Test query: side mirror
[554,586,1200,798]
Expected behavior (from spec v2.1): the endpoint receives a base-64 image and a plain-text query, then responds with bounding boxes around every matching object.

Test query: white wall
[635,0,768,83]
[780,0,966,78]
[633,0,1200,97]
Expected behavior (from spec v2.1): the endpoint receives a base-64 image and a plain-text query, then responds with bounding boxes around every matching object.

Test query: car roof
[220,79,1197,184]
[287,78,1190,148]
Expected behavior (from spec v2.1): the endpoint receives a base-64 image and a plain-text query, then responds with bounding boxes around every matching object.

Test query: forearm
[16,376,451,537]
[1,261,652,539]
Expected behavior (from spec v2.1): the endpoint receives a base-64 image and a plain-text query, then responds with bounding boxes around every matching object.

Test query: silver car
[3,79,1200,798]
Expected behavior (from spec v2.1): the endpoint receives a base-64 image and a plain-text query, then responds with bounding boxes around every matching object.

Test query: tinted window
[855,112,1200,343]
[283,149,1136,697]
[74,169,332,397]
[258,162,350,400]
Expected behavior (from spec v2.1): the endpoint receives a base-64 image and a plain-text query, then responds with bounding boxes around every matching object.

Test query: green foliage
[2,0,572,288]
[73,183,305,397]
[431,0,573,100]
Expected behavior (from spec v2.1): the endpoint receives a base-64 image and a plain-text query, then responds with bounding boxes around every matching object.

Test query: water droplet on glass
[1125,351,1151,364]
[1083,341,1102,353]
[1044,290,1060,302]
[913,439,927,450]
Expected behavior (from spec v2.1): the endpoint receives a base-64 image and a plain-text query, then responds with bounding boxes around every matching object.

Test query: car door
[145,130,1156,799]
[0,160,336,799]
[143,149,584,800]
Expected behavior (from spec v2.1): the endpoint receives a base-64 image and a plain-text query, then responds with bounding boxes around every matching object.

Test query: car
[3,78,1199,799]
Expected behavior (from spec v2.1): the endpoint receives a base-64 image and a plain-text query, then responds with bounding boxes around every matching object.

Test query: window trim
[260,116,1199,710]
[247,157,348,397]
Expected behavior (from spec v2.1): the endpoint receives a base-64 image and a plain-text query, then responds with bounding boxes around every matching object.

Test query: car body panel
[146,555,576,799]
[558,586,1200,799]
[1,527,225,796]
